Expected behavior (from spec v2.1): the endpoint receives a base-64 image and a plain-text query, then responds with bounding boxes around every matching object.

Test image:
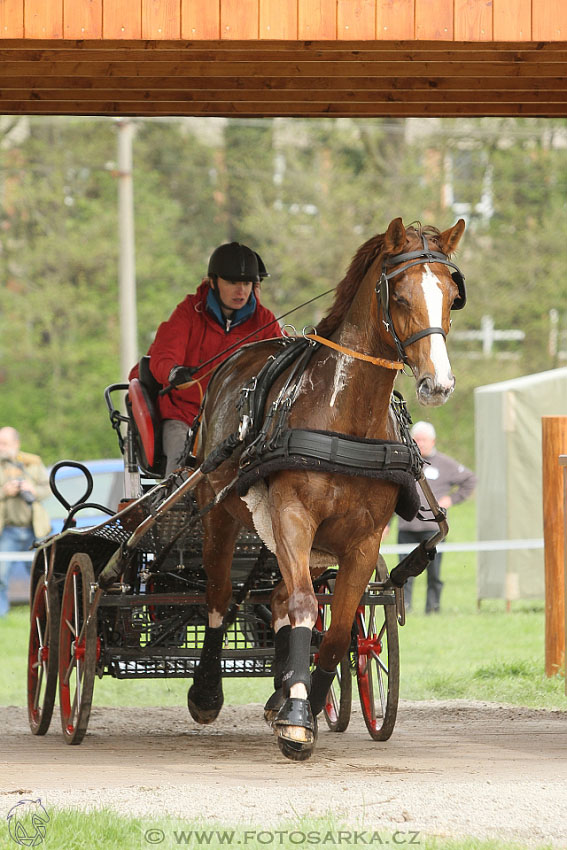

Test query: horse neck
[321,272,398,439]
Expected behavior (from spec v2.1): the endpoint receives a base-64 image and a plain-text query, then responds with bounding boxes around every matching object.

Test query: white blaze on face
[420,265,453,389]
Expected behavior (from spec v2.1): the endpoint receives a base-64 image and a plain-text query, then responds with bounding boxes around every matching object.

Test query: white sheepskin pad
[240,481,336,570]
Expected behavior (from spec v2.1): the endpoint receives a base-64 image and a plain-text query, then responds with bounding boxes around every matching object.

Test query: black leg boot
[309,664,336,717]
[187,625,225,724]
[264,624,290,724]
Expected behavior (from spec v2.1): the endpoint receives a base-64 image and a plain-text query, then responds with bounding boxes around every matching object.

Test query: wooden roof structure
[0,1,566,117]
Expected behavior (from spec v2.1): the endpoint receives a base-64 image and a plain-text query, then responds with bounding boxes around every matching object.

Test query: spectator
[132,242,283,476]
[0,427,51,616]
[398,421,476,614]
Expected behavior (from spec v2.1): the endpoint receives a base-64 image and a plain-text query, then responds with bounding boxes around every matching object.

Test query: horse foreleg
[187,499,240,725]
[269,497,318,761]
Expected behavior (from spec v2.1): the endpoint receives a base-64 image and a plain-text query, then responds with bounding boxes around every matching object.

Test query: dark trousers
[397,529,444,613]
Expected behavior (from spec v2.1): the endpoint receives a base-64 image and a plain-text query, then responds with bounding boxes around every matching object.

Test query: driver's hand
[168,365,196,387]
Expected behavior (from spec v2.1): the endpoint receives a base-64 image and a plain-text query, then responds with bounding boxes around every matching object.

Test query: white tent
[474,367,567,601]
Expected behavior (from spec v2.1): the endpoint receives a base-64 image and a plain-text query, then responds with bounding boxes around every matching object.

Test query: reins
[304,333,404,371]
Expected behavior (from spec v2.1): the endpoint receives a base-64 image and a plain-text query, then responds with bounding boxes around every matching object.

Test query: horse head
[377,217,466,406]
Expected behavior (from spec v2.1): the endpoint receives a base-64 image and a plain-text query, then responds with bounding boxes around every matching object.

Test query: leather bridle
[375,234,467,364]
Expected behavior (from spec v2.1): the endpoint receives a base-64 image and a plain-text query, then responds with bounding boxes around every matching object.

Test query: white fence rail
[1,538,545,562]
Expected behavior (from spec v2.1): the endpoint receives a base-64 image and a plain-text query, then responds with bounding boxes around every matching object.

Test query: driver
[133,242,283,475]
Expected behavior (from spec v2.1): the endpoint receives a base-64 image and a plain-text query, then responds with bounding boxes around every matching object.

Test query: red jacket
[131,281,282,425]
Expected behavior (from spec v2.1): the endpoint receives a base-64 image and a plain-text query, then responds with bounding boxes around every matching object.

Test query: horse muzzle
[417,373,455,406]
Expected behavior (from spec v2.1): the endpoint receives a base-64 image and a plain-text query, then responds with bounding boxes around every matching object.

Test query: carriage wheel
[355,557,400,741]
[323,654,352,732]
[58,554,98,745]
[27,575,60,735]
[316,578,353,733]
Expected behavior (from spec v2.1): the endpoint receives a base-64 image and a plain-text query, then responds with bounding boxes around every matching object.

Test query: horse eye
[392,293,409,307]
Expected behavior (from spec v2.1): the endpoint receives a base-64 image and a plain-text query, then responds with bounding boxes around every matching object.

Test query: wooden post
[561,454,567,694]
[542,417,567,677]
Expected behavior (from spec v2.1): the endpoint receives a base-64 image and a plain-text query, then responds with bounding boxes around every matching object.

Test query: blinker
[450,271,466,310]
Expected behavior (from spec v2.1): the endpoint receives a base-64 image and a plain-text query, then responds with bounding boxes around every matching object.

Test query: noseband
[376,234,466,364]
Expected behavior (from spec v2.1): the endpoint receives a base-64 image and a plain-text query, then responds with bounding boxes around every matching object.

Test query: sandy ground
[1,700,567,847]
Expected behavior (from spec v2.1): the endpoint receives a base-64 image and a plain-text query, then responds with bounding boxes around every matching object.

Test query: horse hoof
[263,688,285,726]
[273,697,317,760]
[187,683,223,725]
[277,734,315,762]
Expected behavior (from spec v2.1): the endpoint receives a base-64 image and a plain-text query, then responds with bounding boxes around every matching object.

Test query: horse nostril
[418,376,434,396]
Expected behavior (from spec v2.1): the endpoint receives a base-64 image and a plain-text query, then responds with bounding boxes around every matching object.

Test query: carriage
[26,381,407,746]
[27,217,464,760]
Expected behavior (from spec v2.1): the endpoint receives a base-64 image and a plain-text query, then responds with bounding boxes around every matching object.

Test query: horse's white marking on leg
[273,616,291,631]
[421,265,453,390]
[209,610,223,628]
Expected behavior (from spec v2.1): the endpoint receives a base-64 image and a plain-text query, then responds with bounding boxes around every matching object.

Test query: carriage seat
[128,356,166,478]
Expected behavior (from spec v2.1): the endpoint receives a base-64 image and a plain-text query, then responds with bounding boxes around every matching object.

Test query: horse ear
[384,218,407,254]
[439,219,466,256]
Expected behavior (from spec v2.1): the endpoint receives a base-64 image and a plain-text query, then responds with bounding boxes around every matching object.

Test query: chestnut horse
[188,217,466,760]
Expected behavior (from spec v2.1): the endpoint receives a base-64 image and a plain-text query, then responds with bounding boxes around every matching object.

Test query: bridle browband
[376,234,467,364]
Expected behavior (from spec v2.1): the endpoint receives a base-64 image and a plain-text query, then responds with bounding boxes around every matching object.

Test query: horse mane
[316,222,443,339]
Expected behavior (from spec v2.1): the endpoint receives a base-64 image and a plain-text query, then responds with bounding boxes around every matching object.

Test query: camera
[16,480,35,505]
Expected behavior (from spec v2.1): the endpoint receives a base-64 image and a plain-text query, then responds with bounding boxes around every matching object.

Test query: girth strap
[240,428,423,478]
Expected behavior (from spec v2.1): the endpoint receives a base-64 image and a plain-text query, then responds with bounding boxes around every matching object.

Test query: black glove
[168,365,197,387]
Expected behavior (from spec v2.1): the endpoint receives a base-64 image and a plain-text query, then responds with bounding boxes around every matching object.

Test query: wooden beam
[0,100,564,116]
[0,59,565,78]
[3,86,565,103]
[1,38,567,53]
[2,74,566,93]
[542,417,567,677]
[2,45,567,62]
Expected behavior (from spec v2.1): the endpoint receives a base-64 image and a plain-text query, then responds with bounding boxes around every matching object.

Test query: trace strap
[305,333,404,371]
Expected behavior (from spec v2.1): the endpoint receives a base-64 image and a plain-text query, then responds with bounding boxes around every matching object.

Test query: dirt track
[1,700,567,847]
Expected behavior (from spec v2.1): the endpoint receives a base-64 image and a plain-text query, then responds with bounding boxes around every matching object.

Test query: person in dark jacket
[133,242,283,475]
[397,421,476,614]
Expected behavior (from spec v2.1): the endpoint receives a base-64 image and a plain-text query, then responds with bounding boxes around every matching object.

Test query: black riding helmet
[208,242,268,283]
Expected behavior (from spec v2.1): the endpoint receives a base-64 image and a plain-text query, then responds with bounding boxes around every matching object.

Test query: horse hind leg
[187,502,239,725]
[263,580,290,725]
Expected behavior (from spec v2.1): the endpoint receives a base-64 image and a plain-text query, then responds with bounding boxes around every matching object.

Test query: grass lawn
[0,808,558,850]
[2,499,564,709]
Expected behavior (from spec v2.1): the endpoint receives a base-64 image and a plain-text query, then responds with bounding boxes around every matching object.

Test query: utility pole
[116,118,138,382]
